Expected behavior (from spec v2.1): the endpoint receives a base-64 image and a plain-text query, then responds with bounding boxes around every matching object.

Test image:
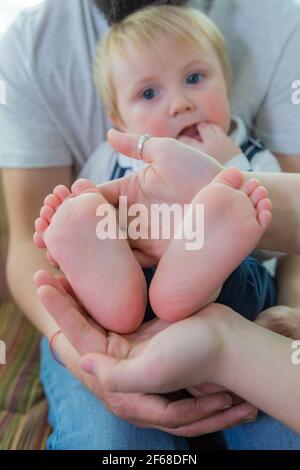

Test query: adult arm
[79,301,300,434]
[215,307,300,433]
[2,167,71,339]
[255,155,300,338]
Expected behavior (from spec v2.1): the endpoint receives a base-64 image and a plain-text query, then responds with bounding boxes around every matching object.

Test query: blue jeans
[222,414,300,450]
[216,256,277,321]
[40,337,300,450]
[40,337,189,450]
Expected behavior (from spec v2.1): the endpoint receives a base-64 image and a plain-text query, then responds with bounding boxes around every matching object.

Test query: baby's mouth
[178,124,202,142]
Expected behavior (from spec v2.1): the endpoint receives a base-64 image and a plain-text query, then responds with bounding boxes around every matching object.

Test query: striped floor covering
[0,300,51,449]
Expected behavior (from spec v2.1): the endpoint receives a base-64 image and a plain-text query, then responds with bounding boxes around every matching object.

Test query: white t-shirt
[0,0,300,175]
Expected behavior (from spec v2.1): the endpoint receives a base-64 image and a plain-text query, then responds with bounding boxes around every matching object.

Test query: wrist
[194,303,234,384]
[198,303,239,386]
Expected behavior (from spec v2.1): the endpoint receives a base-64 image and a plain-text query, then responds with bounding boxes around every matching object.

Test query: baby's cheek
[132,113,170,137]
[204,94,231,133]
[146,120,171,137]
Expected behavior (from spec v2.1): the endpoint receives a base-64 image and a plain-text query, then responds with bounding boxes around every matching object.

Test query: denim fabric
[216,256,277,321]
[40,337,189,450]
[222,412,300,449]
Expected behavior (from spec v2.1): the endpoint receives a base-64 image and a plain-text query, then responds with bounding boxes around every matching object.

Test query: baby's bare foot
[150,167,272,322]
[34,179,147,333]
[33,180,100,265]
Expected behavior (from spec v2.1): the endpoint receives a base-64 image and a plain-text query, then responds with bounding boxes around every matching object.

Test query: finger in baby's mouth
[178,123,203,142]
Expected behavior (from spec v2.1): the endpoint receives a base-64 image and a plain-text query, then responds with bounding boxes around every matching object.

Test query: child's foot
[150,167,272,322]
[33,180,100,265]
[34,179,147,333]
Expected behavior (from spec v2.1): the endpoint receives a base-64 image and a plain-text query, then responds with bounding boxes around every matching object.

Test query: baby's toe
[33,232,46,249]
[242,178,261,196]
[44,193,61,210]
[250,186,268,207]
[35,216,49,234]
[257,197,272,214]
[258,209,272,230]
[212,167,244,190]
[71,178,99,196]
[40,205,55,223]
[53,185,72,203]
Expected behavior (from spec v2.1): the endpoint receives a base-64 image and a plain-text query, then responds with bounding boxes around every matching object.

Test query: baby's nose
[169,95,195,117]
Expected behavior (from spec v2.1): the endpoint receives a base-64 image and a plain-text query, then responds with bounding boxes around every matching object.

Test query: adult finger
[80,347,205,395]
[187,383,247,405]
[177,135,212,159]
[178,135,202,147]
[187,383,227,397]
[107,392,233,430]
[34,269,79,303]
[36,277,108,355]
[56,275,78,299]
[149,401,258,437]
[97,174,132,206]
[107,128,175,164]
[196,122,222,140]
[34,269,68,297]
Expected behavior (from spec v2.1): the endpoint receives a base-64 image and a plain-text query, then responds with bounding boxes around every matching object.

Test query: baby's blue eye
[142,88,158,100]
[186,73,204,85]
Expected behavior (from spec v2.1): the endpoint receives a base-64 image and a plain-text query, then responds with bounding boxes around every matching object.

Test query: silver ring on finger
[137,134,152,161]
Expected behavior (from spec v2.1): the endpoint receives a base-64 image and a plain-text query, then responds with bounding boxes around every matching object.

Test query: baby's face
[110,36,231,140]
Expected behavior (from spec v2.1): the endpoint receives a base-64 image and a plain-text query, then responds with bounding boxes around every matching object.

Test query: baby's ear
[109,112,126,133]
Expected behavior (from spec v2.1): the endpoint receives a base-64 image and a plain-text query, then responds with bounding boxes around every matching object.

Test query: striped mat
[0,300,51,449]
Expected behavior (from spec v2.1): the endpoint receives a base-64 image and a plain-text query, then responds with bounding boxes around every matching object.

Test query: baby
[33,5,275,333]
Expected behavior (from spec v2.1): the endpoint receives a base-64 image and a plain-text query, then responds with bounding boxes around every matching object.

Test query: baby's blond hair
[94,5,231,119]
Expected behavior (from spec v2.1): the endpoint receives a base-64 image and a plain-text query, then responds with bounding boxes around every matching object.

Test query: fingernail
[219,404,232,411]
[219,397,232,410]
[241,414,257,423]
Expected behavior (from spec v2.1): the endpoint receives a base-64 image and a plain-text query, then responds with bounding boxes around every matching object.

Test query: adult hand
[35,270,257,436]
[178,123,241,165]
[97,129,223,265]
[104,128,223,203]
[187,383,258,422]
[80,301,258,426]
[255,305,300,340]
